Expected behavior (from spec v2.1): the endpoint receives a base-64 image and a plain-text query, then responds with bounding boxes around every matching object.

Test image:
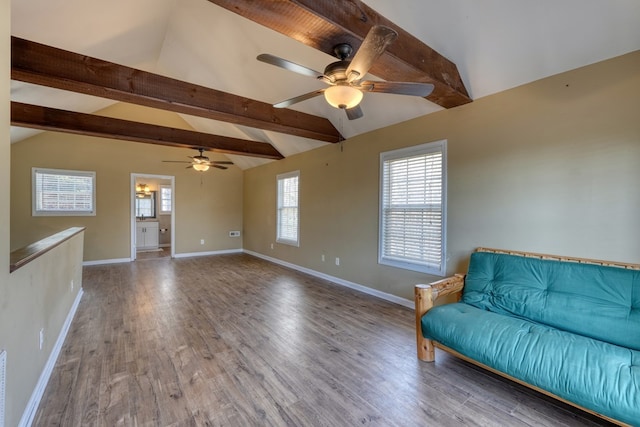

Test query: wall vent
[0,350,6,427]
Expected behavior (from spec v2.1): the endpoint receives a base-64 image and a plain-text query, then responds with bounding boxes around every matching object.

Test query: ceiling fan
[257,25,434,120]
[162,148,234,172]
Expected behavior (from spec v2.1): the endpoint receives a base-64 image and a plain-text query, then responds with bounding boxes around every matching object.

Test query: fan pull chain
[339,116,344,152]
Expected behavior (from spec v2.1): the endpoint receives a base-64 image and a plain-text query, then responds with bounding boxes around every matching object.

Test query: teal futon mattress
[421,252,640,425]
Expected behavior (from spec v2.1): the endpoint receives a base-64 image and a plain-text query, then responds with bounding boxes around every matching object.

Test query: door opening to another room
[131,173,175,261]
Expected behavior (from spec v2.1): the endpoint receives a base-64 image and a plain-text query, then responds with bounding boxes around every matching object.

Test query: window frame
[378,140,447,276]
[32,167,96,217]
[276,170,300,247]
[159,184,172,215]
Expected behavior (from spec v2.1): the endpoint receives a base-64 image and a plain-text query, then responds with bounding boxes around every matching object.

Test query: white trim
[19,289,84,427]
[244,250,414,309]
[159,184,172,215]
[173,249,243,259]
[276,170,300,247]
[32,168,96,217]
[83,258,131,266]
[83,249,241,265]
[131,174,175,261]
[378,139,447,276]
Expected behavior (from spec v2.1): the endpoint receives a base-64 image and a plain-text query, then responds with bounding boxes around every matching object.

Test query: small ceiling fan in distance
[257,25,434,120]
[162,148,234,172]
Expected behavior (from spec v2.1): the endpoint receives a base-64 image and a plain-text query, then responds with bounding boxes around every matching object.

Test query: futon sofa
[415,248,640,426]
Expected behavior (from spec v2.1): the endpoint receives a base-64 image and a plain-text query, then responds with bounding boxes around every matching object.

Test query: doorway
[131,173,175,261]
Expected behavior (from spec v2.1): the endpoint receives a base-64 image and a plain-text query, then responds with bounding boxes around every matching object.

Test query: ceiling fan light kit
[192,163,210,172]
[162,148,233,172]
[258,25,434,120]
[324,84,363,109]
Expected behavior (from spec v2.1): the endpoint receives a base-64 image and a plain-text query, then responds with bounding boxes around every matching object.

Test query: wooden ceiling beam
[11,36,341,143]
[208,0,471,108]
[11,102,284,160]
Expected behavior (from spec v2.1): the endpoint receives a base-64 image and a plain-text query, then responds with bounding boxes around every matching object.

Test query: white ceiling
[11,0,640,169]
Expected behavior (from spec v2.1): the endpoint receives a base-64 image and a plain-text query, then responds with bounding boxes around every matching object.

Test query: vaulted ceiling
[11,0,640,169]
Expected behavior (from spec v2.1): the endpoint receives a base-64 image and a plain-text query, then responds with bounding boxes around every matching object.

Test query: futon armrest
[418,274,465,301]
[415,274,465,362]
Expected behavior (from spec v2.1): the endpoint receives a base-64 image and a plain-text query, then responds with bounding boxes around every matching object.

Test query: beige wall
[11,103,243,261]
[4,232,84,426]
[1,0,11,421]
[244,51,640,301]
[2,10,85,424]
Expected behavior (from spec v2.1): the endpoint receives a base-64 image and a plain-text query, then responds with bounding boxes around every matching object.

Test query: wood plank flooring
[33,254,614,426]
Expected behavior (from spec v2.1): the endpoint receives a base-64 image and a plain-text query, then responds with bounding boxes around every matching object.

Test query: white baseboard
[243,250,414,309]
[173,249,243,259]
[19,288,84,427]
[83,258,131,266]
[83,249,243,265]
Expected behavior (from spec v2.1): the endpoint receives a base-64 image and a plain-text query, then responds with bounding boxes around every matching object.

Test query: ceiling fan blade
[345,105,364,120]
[211,161,234,165]
[359,81,434,97]
[213,165,229,170]
[274,89,325,108]
[257,53,324,79]
[346,25,398,83]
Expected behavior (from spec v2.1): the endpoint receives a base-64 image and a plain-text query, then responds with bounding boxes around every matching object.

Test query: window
[159,185,172,214]
[32,168,96,216]
[379,140,447,275]
[277,171,300,246]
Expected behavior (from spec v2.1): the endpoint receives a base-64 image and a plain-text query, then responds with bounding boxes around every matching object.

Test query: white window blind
[277,171,300,246]
[160,185,172,214]
[379,141,446,275]
[32,168,96,216]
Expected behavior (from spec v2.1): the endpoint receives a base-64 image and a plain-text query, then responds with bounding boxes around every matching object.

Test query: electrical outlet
[335,257,340,266]
[200,239,205,245]
[321,254,325,262]
[70,279,74,292]
[229,231,241,237]
[39,328,44,350]
[270,243,274,249]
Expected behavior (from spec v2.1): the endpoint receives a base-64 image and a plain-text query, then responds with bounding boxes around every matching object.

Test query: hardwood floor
[34,254,613,426]
[135,247,171,261]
